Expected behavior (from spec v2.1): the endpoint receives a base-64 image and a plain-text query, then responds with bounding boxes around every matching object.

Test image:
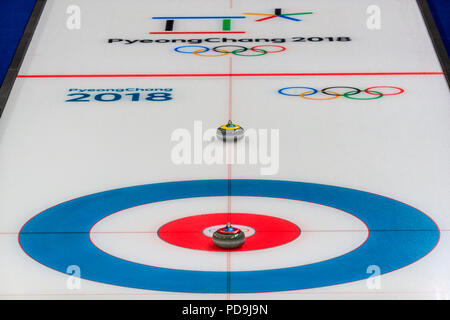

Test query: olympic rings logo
[174,45,286,57]
[278,86,405,100]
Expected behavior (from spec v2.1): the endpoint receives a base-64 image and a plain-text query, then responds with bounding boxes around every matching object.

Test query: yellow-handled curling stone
[216,120,245,142]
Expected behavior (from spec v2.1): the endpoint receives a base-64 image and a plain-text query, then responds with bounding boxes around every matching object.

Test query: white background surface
[0,0,449,299]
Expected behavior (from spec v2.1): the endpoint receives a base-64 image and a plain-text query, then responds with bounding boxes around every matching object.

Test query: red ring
[158,213,300,252]
[251,45,286,53]
[365,86,405,96]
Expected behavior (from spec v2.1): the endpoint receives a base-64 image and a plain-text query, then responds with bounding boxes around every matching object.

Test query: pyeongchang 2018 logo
[108,8,353,54]
[149,8,313,35]
[107,8,352,56]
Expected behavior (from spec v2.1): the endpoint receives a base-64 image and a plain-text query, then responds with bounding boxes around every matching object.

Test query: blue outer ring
[19,179,439,293]
[278,86,318,96]
[174,45,209,54]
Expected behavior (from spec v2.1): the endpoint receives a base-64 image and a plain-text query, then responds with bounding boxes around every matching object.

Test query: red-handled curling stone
[212,222,246,249]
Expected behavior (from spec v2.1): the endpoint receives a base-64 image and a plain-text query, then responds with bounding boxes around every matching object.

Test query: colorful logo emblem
[244,8,313,22]
[278,86,405,100]
[150,8,313,34]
